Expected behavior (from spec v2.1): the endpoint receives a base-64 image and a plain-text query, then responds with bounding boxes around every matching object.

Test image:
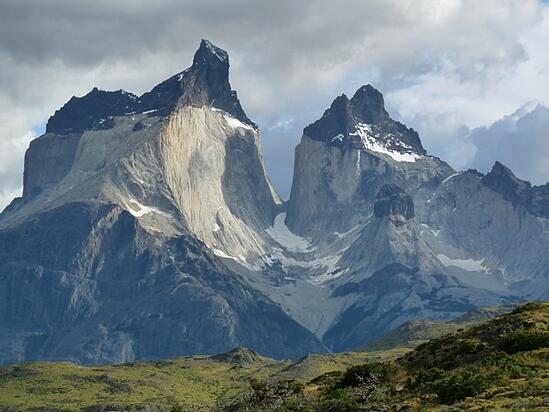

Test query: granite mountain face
[0,40,547,364]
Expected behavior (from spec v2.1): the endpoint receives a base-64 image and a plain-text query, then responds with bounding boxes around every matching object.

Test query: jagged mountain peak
[303,84,425,158]
[193,39,229,67]
[349,84,390,124]
[45,40,254,135]
[482,161,531,202]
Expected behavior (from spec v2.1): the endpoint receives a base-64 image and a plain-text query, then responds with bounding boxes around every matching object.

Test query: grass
[356,303,517,352]
[0,349,400,411]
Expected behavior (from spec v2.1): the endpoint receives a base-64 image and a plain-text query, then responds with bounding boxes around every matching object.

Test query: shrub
[407,367,445,391]
[498,331,549,354]
[457,338,487,355]
[340,362,396,388]
[432,367,493,404]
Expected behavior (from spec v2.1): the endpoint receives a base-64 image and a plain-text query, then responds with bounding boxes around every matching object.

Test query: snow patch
[211,107,255,131]
[334,224,361,239]
[126,200,171,218]
[437,254,486,272]
[223,114,254,131]
[212,249,233,259]
[441,173,460,185]
[266,212,314,252]
[350,123,422,162]
[309,268,347,286]
[331,134,344,143]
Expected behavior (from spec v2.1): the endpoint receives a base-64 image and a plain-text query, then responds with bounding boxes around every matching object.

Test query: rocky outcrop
[22,132,82,196]
[482,161,549,219]
[373,184,415,222]
[482,161,531,203]
[286,85,451,237]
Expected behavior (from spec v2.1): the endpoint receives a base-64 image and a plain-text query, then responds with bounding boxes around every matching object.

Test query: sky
[1,0,549,209]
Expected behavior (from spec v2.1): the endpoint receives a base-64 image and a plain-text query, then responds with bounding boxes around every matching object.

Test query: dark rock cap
[482,161,549,218]
[374,184,415,221]
[46,89,137,134]
[303,84,425,155]
[45,39,255,135]
[482,161,531,203]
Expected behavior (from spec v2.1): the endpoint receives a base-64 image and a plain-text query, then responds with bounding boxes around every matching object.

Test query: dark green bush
[457,338,487,355]
[432,367,493,404]
[498,331,549,354]
[510,302,546,314]
[407,367,445,391]
[340,362,397,387]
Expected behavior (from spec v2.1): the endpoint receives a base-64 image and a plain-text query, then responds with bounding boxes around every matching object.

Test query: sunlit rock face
[0,39,322,364]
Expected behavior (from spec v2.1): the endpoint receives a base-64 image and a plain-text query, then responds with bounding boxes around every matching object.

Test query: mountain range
[0,40,547,364]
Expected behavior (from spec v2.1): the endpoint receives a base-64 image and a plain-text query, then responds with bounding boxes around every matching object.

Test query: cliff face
[0,40,321,364]
[0,202,324,364]
[286,86,452,237]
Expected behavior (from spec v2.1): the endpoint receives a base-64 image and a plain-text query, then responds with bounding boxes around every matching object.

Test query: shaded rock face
[0,202,324,364]
[482,161,531,203]
[418,169,549,292]
[482,161,549,219]
[22,132,82,196]
[373,184,414,222]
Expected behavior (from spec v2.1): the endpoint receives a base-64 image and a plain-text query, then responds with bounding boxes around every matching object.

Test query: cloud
[468,103,549,185]
[0,0,548,207]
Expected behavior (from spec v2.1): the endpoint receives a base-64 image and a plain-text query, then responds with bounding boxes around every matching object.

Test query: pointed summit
[349,85,390,124]
[142,39,254,126]
[482,161,531,202]
[193,39,229,67]
[303,84,425,156]
[45,40,255,133]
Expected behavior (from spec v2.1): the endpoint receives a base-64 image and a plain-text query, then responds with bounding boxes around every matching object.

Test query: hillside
[357,304,517,352]
[0,348,405,411]
[0,302,547,411]
[228,302,549,411]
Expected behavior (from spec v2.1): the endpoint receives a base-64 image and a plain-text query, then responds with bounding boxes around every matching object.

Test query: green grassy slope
[0,348,401,411]
[357,304,517,352]
[231,302,548,411]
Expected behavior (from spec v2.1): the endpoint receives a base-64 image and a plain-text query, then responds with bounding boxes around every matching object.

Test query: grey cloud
[468,104,549,185]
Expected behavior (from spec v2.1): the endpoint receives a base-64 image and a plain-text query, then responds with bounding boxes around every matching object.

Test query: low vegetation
[0,302,547,411]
